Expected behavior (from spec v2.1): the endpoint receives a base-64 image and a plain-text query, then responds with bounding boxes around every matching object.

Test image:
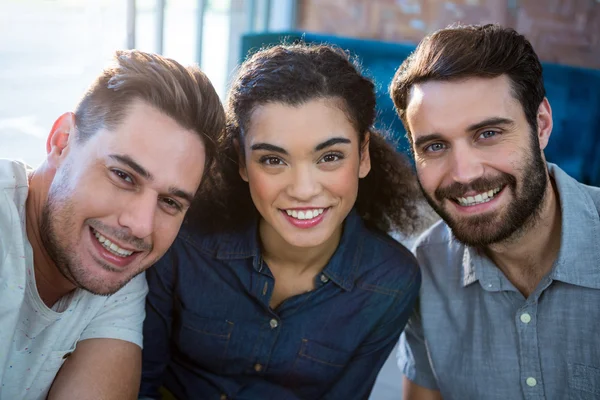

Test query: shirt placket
[516,299,545,399]
[247,258,281,376]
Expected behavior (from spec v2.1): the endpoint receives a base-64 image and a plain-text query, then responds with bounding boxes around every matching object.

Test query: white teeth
[456,187,502,207]
[285,208,324,220]
[93,229,134,257]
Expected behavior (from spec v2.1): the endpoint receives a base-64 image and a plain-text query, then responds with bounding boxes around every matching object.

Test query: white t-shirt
[0,159,148,400]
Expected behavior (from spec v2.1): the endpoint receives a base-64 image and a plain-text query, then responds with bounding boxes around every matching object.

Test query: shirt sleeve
[78,272,149,347]
[321,259,421,400]
[396,303,439,390]
[139,248,177,399]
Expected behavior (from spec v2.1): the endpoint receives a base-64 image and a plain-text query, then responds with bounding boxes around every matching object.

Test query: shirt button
[526,377,537,387]
[220,395,228,400]
[269,318,279,329]
[320,274,329,283]
[254,363,263,372]
[520,313,532,324]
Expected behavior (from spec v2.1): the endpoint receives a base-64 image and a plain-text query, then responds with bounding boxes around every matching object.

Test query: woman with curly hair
[140,43,423,400]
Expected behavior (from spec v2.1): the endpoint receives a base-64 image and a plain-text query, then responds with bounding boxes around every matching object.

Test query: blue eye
[479,131,498,139]
[424,143,446,153]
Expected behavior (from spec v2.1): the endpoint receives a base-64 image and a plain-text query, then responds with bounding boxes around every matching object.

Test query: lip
[284,206,328,211]
[281,208,328,229]
[450,186,506,215]
[88,227,141,269]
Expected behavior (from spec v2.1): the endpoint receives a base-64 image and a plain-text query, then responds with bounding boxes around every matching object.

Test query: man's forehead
[408,77,519,129]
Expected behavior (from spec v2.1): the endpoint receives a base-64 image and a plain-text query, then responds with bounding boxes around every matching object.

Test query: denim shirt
[140,210,421,400]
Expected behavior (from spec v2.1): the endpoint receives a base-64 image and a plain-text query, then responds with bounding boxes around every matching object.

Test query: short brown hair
[390,24,545,143]
[74,50,225,171]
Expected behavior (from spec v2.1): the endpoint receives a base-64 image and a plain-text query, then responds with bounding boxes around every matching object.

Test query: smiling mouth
[454,186,503,207]
[284,208,326,220]
[91,228,137,258]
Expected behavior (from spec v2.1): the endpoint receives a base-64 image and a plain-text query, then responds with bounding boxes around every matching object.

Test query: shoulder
[354,228,421,298]
[82,273,148,306]
[174,220,256,259]
[0,159,29,187]
[0,160,30,258]
[412,220,464,265]
[0,159,29,211]
[575,181,600,213]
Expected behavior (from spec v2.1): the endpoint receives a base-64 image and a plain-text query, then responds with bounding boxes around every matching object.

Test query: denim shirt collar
[209,208,366,291]
[461,163,600,290]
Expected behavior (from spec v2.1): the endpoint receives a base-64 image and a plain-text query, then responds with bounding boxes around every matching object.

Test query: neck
[26,166,76,308]
[259,219,342,276]
[484,176,562,297]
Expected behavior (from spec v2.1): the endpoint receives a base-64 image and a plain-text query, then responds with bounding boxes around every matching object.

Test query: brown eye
[112,169,133,183]
[319,153,343,163]
[259,156,285,166]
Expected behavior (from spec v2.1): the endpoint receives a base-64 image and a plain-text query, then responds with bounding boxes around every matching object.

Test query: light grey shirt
[397,163,600,400]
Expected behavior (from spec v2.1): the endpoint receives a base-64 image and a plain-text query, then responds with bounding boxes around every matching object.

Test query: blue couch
[240,32,600,187]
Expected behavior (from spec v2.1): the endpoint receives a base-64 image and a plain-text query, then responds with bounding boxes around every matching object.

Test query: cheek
[323,165,360,197]
[246,168,282,206]
[416,163,442,193]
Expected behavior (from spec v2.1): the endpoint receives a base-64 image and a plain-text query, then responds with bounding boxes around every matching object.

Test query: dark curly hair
[190,43,421,235]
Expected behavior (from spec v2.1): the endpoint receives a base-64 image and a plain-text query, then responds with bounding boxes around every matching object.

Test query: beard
[39,166,146,296]
[419,135,548,247]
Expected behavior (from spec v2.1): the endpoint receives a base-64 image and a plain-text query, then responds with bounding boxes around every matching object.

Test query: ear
[46,112,75,167]
[235,139,249,182]
[536,98,553,151]
[358,132,371,179]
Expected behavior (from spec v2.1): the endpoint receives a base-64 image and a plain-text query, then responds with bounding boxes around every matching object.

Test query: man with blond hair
[0,50,224,399]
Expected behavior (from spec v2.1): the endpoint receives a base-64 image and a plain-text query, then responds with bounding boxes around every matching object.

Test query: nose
[286,164,321,201]
[117,192,156,240]
[449,144,484,184]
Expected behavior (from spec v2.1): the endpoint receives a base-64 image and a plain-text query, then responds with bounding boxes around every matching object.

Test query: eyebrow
[109,154,194,205]
[250,137,352,154]
[109,154,153,181]
[414,134,444,149]
[414,117,516,148]
[168,187,195,205]
[466,117,515,132]
[250,143,288,154]
[314,137,351,151]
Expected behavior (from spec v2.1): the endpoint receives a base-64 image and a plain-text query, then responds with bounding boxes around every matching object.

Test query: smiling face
[239,98,371,250]
[405,75,552,246]
[41,99,206,295]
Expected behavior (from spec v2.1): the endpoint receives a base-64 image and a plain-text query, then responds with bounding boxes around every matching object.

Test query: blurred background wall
[297,0,600,69]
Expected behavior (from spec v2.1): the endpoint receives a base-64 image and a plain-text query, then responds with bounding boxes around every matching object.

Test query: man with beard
[0,50,224,399]
[389,24,600,400]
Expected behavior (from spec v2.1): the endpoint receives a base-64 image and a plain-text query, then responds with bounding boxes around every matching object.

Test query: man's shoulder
[0,159,30,187]
[413,219,456,251]
[75,273,148,315]
[412,220,466,276]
